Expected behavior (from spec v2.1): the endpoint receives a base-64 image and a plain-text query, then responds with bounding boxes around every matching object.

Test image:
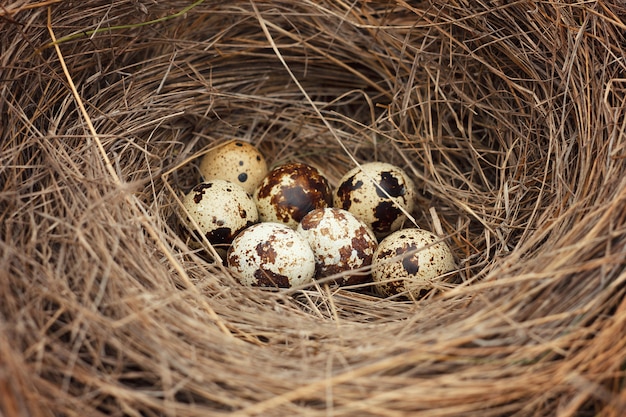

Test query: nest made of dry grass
[2,1,626,416]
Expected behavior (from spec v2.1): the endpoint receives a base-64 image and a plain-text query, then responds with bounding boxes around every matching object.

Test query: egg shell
[227,222,316,288]
[199,141,268,194]
[372,228,456,299]
[181,179,258,247]
[334,162,416,238]
[254,162,333,229]
[297,208,377,286]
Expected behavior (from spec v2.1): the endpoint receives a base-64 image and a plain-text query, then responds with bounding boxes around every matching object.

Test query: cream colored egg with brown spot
[334,162,416,239]
[372,228,456,299]
[227,222,316,288]
[199,141,268,194]
[297,208,377,286]
[181,179,258,250]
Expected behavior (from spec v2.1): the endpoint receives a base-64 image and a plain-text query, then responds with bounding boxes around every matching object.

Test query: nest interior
[2,1,626,416]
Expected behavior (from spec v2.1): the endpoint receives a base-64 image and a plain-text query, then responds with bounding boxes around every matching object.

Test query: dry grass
[1,0,626,416]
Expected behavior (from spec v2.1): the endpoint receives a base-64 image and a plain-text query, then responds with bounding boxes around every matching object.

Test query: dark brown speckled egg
[253,163,333,229]
[334,162,416,239]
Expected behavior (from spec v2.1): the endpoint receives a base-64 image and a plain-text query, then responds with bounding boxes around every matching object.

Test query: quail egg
[297,208,377,286]
[180,179,258,249]
[199,141,268,194]
[334,162,416,238]
[254,162,333,229]
[372,228,456,299]
[227,222,316,288]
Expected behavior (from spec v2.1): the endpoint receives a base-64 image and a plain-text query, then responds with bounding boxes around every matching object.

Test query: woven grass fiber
[2,0,626,416]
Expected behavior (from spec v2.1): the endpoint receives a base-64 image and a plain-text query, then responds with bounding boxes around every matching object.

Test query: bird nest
[2,1,626,416]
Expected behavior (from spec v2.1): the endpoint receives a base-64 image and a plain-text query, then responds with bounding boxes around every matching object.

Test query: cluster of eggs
[179,140,457,299]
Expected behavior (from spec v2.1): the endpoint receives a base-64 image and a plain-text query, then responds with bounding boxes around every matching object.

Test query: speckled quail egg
[254,162,333,229]
[199,141,268,194]
[181,179,258,249]
[372,228,456,299]
[334,162,416,238]
[227,222,316,288]
[297,208,377,286]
